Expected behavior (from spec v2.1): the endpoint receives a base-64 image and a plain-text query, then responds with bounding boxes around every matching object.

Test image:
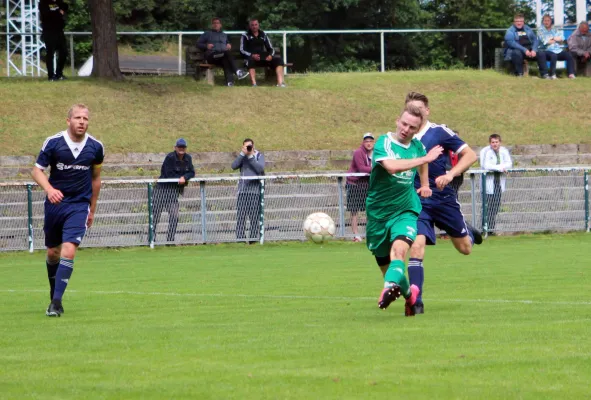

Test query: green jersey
[366,132,427,221]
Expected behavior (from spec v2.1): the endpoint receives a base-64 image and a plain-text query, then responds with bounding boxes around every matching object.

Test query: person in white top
[481,134,513,234]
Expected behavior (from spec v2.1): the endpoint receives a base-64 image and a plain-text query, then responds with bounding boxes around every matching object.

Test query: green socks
[384,259,410,297]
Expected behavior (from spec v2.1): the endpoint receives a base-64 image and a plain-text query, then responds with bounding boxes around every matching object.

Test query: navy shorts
[417,196,469,245]
[44,201,90,248]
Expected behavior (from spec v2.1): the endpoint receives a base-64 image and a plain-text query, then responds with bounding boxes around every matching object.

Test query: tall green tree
[89,0,123,79]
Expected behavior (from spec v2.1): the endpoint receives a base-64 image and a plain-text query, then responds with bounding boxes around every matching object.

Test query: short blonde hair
[401,103,424,124]
[68,104,90,119]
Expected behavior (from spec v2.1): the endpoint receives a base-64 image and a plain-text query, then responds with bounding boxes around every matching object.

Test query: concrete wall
[1,144,590,179]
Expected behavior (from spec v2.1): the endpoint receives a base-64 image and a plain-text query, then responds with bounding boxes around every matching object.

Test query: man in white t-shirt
[481,134,513,235]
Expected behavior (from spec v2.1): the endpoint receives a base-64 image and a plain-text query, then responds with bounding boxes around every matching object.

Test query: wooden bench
[186,45,293,85]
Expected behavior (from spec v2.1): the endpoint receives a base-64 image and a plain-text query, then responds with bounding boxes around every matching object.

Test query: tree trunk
[88,0,122,79]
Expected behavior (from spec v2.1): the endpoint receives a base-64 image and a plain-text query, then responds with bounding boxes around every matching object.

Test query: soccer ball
[303,212,336,244]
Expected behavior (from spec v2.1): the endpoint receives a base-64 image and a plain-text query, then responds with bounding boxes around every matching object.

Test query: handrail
[2,167,589,187]
[1,27,535,76]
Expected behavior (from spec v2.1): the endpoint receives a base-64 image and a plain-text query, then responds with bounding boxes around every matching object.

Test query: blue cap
[175,138,187,147]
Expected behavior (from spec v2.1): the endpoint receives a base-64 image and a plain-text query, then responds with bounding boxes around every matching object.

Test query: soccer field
[1,234,590,399]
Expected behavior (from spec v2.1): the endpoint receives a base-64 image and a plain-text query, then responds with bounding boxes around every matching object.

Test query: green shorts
[366,212,418,258]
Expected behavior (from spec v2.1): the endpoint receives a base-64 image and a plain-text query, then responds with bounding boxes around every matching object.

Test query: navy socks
[53,258,74,302]
[408,258,424,304]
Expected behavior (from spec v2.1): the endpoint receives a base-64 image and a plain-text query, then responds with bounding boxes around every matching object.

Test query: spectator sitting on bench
[538,14,575,79]
[197,17,247,86]
[567,22,591,76]
[240,19,286,87]
[503,13,549,78]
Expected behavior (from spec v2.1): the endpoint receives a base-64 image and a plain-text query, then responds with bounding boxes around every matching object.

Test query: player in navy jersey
[404,92,482,315]
[31,104,104,317]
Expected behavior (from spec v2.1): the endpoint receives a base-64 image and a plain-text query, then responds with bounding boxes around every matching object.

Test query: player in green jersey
[366,104,443,316]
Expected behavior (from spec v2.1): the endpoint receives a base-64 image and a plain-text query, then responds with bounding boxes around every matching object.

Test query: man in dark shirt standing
[503,14,549,78]
[240,19,286,87]
[231,139,265,243]
[32,104,104,317]
[153,139,195,243]
[196,17,247,86]
[39,0,69,81]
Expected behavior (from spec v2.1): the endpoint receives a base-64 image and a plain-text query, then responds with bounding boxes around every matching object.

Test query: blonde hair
[401,104,424,124]
[68,104,89,119]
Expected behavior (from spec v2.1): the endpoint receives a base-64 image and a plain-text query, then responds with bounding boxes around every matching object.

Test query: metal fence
[2,28,510,77]
[0,168,589,252]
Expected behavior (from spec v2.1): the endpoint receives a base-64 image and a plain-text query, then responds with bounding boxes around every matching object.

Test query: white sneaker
[276,83,287,88]
[353,236,363,242]
[236,69,249,80]
[550,75,557,80]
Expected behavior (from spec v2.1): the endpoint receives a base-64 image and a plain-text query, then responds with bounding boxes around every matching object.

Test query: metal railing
[2,28,512,77]
[0,168,589,252]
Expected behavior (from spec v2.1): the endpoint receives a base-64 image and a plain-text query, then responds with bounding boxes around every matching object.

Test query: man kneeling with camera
[231,139,265,243]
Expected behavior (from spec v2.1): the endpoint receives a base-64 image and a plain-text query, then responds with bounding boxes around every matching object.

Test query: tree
[88,0,122,79]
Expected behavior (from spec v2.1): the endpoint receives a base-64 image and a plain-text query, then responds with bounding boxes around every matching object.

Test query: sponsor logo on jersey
[56,163,90,171]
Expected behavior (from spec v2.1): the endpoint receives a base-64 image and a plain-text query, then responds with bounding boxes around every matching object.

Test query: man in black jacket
[39,0,69,81]
[153,139,195,243]
[196,18,247,86]
[240,19,285,87]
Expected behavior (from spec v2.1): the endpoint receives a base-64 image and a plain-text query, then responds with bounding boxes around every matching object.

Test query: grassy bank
[1,70,590,156]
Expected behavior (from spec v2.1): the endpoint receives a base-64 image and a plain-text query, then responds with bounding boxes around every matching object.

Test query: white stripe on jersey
[415,121,458,141]
[384,135,396,159]
[437,123,457,137]
[87,133,105,156]
[41,132,64,151]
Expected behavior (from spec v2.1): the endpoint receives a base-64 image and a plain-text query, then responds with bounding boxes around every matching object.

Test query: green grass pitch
[1,234,590,399]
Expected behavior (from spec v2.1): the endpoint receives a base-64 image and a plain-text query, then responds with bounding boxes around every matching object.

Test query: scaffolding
[6,0,44,76]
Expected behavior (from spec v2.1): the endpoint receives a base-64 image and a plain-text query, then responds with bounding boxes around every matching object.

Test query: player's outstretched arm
[416,164,432,198]
[379,145,443,175]
[32,166,63,204]
[434,146,477,190]
[451,146,477,176]
[88,165,102,228]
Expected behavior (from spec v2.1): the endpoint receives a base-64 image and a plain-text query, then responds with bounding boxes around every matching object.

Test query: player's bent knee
[47,247,61,261]
[60,242,79,260]
[409,242,425,259]
[458,244,472,255]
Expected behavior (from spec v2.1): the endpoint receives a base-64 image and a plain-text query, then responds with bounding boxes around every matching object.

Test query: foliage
[6,0,533,70]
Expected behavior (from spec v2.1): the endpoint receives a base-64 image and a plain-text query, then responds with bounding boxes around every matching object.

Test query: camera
[246,145,253,152]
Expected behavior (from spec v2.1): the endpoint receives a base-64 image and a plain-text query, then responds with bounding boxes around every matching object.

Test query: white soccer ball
[303,212,336,244]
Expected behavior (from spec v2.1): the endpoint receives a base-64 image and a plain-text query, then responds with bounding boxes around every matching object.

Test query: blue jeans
[510,50,548,76]
[544,51,575,76]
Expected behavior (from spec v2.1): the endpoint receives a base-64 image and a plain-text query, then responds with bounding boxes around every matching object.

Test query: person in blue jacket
[503,13,549,78]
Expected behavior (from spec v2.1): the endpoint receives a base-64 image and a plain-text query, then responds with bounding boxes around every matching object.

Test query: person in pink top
[346,133,374,242]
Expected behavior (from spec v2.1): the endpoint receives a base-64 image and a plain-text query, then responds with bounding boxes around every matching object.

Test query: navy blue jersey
[414,121,467,199]
[35,131,105,203]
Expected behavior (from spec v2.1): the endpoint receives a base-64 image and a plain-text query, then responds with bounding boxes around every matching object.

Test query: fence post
[69,34,75,76]
[337,177,346,237]
[478,30,483,70]
[259,179,265,245]
[283,32,288,75]
[481,173,488,236]
[584,170,589,232]
[27,184,34,253]
[147,183,154,248]
[178,33,183,76]
[470,173,476,226]
[380,31,385,72]
[200,181,207,243]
